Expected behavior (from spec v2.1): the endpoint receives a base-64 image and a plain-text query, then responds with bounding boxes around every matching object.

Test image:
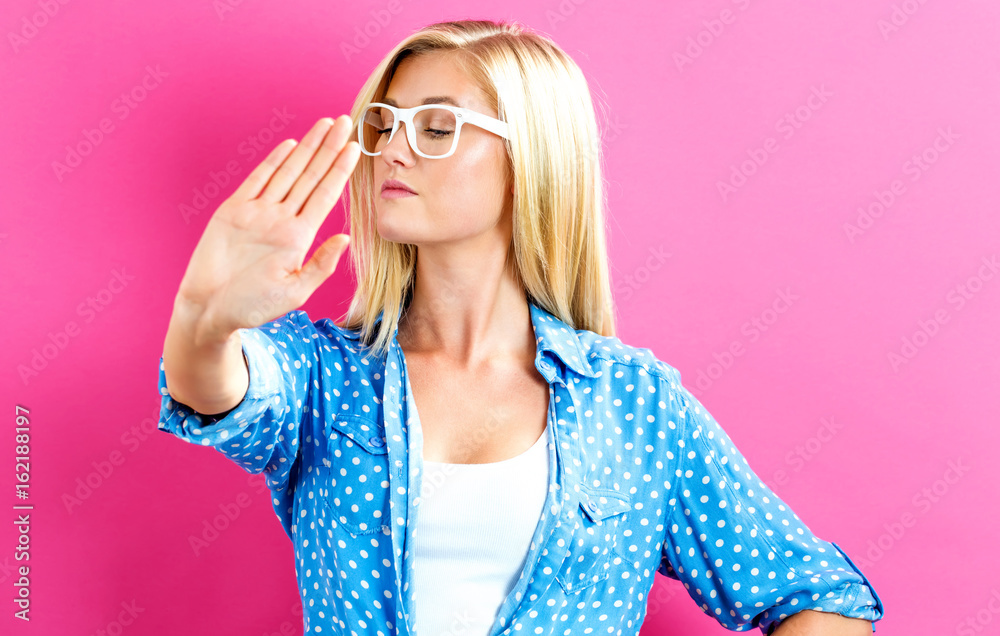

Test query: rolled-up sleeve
[656,379,885,634]
[157,311,316,497]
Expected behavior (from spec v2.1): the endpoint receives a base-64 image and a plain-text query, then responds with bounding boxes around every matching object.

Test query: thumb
[294,233,351,298]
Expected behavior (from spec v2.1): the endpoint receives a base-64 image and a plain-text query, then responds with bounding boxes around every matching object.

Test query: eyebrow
[381,96,462,108]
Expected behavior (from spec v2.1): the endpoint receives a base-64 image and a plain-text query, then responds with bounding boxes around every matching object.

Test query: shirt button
[587,501,599,512]
[370,435,385,448]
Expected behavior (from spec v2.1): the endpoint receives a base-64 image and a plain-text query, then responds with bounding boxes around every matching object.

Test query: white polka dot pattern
[655,385,884,634]
[156,303,885,635]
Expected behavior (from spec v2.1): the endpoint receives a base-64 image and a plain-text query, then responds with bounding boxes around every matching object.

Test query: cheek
[438,180,506,231]
[445,151,508,211]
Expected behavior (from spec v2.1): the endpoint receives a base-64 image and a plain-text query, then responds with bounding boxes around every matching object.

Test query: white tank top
[412,421,550,636]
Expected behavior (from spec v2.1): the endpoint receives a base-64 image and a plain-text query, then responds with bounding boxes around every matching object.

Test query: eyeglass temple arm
[460,109,509,140]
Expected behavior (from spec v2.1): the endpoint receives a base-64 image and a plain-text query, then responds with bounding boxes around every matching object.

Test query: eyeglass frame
[357,102,509,159]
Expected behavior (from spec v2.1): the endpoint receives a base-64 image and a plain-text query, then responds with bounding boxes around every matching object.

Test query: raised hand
[176,115,361,345]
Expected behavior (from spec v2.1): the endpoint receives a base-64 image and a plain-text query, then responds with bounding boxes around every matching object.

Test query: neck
[398,242,532,370]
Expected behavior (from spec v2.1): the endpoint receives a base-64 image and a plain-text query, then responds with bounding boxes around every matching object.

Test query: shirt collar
[527,301,597,379]
[338,300,597,379]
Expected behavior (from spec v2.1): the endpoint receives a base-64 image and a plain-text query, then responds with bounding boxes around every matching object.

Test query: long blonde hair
[336,19,616,357]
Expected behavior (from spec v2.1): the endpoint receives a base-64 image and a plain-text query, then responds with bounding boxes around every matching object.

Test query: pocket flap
[578,485,631,523]
[325,413,388,455]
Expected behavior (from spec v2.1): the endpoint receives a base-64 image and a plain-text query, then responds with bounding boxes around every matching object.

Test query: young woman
[159,19,884,636]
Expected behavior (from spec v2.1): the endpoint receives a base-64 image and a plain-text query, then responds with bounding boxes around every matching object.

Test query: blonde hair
[336,19,617,357]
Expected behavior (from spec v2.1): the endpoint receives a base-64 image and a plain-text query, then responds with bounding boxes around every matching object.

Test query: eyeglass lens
[360,106,457,156]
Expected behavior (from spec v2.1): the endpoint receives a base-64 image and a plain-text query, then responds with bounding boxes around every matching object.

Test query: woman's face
[371,52,512,248]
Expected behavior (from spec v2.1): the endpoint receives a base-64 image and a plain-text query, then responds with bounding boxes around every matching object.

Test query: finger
[283,115,351,211]
[258,118,336,204]
[297,138,362,233]
[232,139,298,201]
[288,233,351,304]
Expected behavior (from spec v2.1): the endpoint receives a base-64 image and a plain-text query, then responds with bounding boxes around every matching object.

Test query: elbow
[771,610,872,636]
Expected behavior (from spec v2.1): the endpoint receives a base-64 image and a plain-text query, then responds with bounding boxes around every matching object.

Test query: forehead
[382,52,493,116]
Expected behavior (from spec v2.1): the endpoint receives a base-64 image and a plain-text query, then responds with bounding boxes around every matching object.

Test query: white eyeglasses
[357,102,509,159]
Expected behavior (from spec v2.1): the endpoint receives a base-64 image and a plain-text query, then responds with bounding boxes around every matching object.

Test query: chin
[375,212,419,245]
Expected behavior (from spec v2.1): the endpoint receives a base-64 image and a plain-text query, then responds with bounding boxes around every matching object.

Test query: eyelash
[377,128,453,138]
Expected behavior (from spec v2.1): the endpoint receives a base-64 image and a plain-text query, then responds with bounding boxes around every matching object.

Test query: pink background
[2,1,998,634]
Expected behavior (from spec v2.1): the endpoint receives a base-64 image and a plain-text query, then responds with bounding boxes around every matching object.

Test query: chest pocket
[555,484,633,594]
[321,413,391,536]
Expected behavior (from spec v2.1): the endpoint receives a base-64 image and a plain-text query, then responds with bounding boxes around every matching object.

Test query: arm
[157,310,318,485]
[772,610,873,636]
[160,116,356,416]
[655,367,885,635]
[156,310,327,540]
[162,293,249,416]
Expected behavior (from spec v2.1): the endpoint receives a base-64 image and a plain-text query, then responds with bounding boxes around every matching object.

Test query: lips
[382,179,416,194]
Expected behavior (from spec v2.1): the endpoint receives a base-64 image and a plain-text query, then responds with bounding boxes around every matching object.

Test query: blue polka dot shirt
[157,301,885,635]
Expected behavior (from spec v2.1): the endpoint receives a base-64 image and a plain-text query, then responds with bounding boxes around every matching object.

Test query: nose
[382,121,415,159]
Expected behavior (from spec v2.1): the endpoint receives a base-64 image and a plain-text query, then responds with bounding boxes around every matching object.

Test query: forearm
[162,295,248,416]
[771,610,873,636]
